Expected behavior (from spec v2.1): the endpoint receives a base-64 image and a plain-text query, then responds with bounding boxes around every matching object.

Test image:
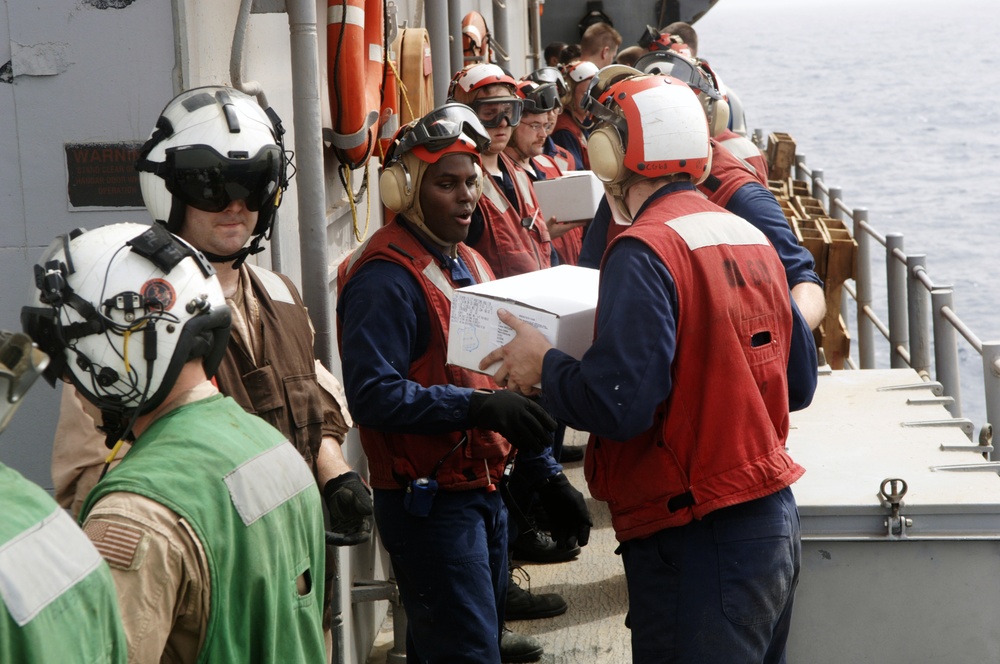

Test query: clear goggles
[633,52,722,101]
[582,66,642,118]
[470,97,524,128]
[391,103,492,160]
[161,144,283,213]
[521,83,561,114]
[526,67,569,98]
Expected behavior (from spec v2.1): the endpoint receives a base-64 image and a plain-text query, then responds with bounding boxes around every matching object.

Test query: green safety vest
[0,463,127,663]
[81,394,326,663]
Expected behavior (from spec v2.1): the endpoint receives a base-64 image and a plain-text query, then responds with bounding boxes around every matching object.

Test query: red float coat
[472,153,552,278]
[588,188,804,541]
[336,221,511,490]
[552,112,590,170]
[718,129,770,185]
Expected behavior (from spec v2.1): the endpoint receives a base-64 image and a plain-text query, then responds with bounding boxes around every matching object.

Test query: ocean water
[695,0,1000,428]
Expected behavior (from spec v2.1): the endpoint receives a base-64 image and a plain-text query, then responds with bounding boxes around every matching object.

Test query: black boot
[506,564,568,620]
[510,527,580,564]
[500,627,543,663]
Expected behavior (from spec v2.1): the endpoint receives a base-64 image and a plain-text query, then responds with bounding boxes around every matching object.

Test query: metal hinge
[879,478,911,540]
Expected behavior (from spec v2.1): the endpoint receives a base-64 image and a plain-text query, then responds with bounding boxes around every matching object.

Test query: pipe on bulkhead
[491,0,510,66]
[425,0,451,105]
[448,0,463,79]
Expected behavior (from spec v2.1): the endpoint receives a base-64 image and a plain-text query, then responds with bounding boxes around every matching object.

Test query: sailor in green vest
[22,221,327,663]
[0,330,127,663]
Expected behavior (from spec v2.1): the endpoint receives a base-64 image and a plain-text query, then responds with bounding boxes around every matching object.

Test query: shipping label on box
[447,265,599,375]
[531,171,604,222]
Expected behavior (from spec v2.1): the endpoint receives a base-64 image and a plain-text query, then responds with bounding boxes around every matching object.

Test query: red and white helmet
[587,74,711,221]
[448,63,518,103]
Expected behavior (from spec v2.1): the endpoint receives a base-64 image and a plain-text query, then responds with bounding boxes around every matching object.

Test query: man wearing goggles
[0,331,127,662]
[506,80,587,266]
[51,86,372,653]
[338,105,560,664]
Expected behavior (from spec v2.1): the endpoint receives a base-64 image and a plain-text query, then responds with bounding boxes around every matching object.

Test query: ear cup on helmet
[379,161,413,213]
[708,98,731,138]
[472,162,484,201]
[588,126,627,184]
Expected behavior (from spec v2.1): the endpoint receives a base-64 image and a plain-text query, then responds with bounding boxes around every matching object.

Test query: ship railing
[792,154,1000,453]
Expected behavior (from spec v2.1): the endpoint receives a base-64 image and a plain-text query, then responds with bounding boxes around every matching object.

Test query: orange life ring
[461,11,492,64]
[327,0,385,169]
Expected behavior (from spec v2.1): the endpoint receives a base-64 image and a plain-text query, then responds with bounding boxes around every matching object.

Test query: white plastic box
[531,170,605,222]
[447,265,600,375]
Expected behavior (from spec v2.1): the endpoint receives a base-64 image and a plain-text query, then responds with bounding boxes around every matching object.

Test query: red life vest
[551,226,584,266]
[472,153,552,278]
[718,129,770,185]
[337,221,511,490]
[588,188,804,541]
[552,112,590,170]
[530,153,563,181]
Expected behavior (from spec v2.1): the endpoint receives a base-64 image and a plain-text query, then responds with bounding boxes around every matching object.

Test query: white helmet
[0,331,49,433]
[136,86,289,264]
[21,222,231,439]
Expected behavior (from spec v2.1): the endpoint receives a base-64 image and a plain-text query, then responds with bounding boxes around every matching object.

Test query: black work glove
[323,471,374,547]
[467,390,557,456]
[538,472,592,549]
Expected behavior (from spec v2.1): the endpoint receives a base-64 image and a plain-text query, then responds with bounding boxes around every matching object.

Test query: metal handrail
[792,154,1000,451]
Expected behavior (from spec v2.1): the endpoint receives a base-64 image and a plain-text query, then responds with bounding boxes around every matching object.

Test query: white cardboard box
[447,265,600,375]
[531,170,604,222]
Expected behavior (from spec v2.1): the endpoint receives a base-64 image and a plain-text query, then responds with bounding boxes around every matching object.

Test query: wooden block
[767,132,797,181]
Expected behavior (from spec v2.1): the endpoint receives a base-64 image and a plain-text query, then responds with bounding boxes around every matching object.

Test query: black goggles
[634,53,722,101]
[522,83,561,113]
[161,144,282,213]
[392,103,492,159]
[526,67,569,98]
[471,97,524,128]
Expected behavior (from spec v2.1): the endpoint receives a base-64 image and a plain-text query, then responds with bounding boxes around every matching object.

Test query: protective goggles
[634,52,723,101]
[582,66,642,118]
[521,83,561,114]
[526,67,569,98]
[470,97,524,128]
[391,103,492,161]
[159,144,283,213]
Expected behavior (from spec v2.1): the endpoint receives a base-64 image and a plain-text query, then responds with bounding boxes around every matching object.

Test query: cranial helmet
[559,60,600,109]
[634,50,730,137]
[380,103,490,242]
[448,63,519,104]
[0,331,49,434]
[136,86,289,265]
[21,222,231,442]
[516,80,561,114]
[585,74,711,222]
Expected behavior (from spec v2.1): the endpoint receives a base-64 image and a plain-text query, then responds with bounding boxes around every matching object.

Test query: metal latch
[879,478,911,540]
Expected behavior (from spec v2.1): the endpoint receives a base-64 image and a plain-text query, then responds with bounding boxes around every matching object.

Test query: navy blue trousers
[373,487,509,664]
[619,487,801,664]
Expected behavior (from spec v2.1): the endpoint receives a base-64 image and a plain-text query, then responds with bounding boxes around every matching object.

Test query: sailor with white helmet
[52,86,372,549]
[0,330,127,663]
[550,59,599,170]
[22,222,327,661]
[480,73,818,663]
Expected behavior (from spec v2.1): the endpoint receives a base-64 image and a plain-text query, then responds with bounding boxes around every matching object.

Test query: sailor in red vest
[578,63,827,330]
[449,63,553,279]
[551,60,599,170]
[505,79,588,265]
[481,73,818,663]
[337,104,589,663]
[524,66,577,173]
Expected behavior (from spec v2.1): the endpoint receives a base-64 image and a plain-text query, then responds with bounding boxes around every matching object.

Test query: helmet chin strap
[200,233,266,269]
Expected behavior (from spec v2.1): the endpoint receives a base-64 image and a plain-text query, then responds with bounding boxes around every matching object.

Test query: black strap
[667,491,695,513]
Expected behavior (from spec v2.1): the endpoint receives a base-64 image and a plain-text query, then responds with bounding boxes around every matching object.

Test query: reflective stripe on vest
[0,508,103,626]
[667,211,770,250]
[482,176,510,212]
[249,264,295,305]
[224,442,316,526]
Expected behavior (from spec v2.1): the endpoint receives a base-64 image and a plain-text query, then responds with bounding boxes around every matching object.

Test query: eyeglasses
[161,144,283,213]
[523,121,555,134]
[470,97,524,128]
[392,103,491,159]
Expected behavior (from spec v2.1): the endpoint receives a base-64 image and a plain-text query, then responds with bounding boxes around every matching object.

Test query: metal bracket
[878,478,911,540]
[878,381,944,396]
[906,396,955,407]
[901,418,975,439]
